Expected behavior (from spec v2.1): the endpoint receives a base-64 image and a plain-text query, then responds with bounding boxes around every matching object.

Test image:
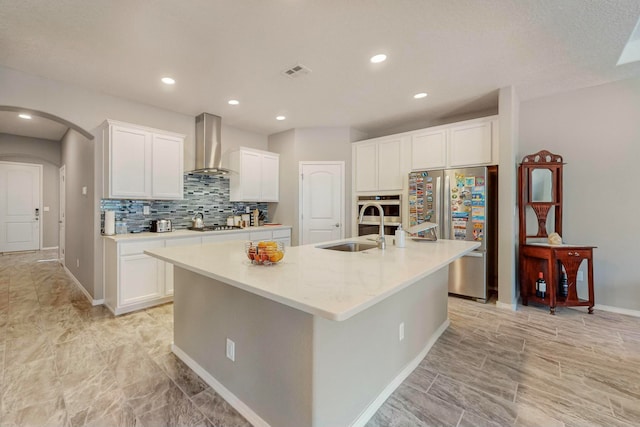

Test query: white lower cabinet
[105,238,170,315]
[272,228,292,246]
[104,227,292,315]
[120,254,164,305]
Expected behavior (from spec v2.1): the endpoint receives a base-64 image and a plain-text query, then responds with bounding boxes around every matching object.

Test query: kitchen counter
[102,224,291,242]
[146,236,478,426]
[145,236,478,321]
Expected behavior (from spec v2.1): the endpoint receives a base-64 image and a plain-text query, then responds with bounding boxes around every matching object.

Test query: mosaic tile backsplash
[100,174,269,233]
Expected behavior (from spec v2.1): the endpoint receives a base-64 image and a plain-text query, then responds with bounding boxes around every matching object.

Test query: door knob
[335,223,340,227]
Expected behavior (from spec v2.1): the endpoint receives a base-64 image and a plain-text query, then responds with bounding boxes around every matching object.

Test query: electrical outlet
[76,259,79,268]
[399,322,405,342]
[143,205,150,215]
[226,338,235,361]
[577,271,584,282]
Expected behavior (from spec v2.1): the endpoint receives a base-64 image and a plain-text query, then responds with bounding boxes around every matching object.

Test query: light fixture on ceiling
[276,115,286,121]
[414,92,428,99]
[161,77,176,85]
[18,113,32,120]
[370,54,387,63]
[228,99,239,105]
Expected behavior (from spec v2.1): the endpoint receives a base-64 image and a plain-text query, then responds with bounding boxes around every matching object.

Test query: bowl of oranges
[245,241,285,265]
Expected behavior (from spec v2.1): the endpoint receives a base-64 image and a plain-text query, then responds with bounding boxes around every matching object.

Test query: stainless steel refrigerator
[408,166,497,302]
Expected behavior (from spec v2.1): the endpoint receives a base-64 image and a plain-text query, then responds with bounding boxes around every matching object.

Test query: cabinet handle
[567,251,581,257]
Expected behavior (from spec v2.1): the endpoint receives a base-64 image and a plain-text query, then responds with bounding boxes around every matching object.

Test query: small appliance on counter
[150,219,173,233]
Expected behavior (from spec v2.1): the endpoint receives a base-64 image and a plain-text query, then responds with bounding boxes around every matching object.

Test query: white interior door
[300,162,344,245]
[59,165,66,264]
[0,161,41,252]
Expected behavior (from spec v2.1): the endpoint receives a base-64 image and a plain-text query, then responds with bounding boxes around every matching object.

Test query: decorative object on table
[245,241,285,265]
[548,232,562,245]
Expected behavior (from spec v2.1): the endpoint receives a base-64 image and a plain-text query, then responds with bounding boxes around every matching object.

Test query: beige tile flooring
[2,249,640,426]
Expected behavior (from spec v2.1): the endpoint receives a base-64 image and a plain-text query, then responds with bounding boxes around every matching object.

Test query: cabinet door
[164,236,201,295]
[260,153,279,202]
[448,121,493,167]
[240,151,262,201]
[152,134,184,200]
[355,143,377,192]
[120,254,164,306]
[377,138,403,190]
[411,130,447,170]
[110,126,151,198]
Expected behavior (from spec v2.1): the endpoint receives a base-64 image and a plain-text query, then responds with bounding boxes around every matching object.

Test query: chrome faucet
[358,202,386,249]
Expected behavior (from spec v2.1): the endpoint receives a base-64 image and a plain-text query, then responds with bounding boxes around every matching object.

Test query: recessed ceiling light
[370,54,387,63]
[228,99,240,105]
[276,115,286,121]
[414,92,428,99]
[161,77,175,85]
[18,113,32,120]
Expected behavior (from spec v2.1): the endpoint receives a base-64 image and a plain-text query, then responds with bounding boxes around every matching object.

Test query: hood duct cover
[190,113,230,175]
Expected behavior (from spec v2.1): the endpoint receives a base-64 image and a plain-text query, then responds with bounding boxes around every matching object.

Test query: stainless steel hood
[190,113,230,175]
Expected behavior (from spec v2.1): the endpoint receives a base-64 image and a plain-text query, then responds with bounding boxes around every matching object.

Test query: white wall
[268,127,354,245]
[497,87,519,309]
[61,128,95,296]
[0,133,61,248]
[267,129,297,241]
[519,75,640,311]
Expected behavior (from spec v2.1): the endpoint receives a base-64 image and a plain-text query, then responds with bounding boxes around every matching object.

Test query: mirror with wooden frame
[518,150,564,244]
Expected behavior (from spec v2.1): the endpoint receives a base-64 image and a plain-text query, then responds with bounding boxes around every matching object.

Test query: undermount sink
[317,241,378,252]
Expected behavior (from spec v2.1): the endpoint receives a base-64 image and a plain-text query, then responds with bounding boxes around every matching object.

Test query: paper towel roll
[104,211,115,235]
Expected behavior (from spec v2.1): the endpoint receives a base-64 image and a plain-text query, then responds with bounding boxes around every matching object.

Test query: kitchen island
[145,236,479,427]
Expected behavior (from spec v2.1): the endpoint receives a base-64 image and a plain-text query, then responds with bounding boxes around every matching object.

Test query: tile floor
[2,249,640,426]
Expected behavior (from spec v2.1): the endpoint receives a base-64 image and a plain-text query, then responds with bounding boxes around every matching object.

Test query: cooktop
[187,226,243,232]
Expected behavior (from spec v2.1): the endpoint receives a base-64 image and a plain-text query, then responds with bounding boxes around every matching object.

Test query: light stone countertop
[145,236,479,321]
[102,224,292,242]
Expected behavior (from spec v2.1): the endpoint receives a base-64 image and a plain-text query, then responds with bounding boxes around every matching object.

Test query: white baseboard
[496,300,518,311]
[591,304,640,318]
[172,344,271,427]
[63,266,104,306]
[173,320,450,427]
[41,246,59,251]
[350,319,450,427]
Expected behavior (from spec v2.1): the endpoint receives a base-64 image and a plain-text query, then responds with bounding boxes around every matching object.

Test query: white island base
[171,265,449,427]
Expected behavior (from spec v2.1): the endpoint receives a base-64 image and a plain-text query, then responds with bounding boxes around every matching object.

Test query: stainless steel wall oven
[357,195,402,236]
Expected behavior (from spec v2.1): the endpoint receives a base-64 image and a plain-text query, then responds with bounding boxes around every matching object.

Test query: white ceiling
[1,0,640,140]
[0,111,68,141]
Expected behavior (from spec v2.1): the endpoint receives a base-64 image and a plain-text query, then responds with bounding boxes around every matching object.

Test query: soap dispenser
[395,224,406,248]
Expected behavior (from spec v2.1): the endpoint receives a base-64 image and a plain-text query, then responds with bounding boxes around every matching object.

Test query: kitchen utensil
[150,219,173,233]
[192,213,204,228]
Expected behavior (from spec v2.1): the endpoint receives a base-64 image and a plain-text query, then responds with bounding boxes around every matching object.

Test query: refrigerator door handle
[444,174,450,239]
[435,176,441,238]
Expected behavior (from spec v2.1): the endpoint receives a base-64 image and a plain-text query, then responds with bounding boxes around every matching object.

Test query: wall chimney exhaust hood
[189,113,230,175]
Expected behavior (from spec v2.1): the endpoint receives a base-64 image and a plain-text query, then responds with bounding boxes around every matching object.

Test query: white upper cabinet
[101,120,184,200]
[228,147,280,202]
[410,129,447,170]
[354,136,405,192]
[448,119,493,168]
[151,133,184,199]
[408,116,498,171]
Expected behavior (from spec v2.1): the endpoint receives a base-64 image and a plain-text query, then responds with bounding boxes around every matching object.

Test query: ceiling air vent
[281,63,312,79]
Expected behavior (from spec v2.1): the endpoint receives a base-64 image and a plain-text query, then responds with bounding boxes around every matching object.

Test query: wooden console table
[520,243,595,314]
